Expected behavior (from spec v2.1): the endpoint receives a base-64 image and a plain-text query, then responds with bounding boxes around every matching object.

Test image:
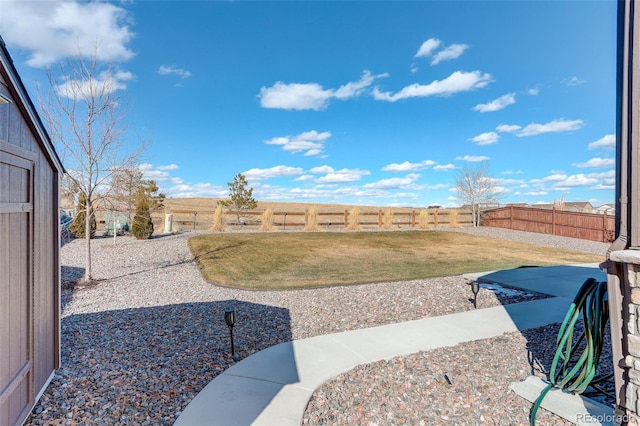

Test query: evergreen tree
[69,192,96,238]
[131,193,154,239]
[219,173,257,223]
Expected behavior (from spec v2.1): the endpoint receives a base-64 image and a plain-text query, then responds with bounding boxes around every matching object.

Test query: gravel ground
[26,227,611,425]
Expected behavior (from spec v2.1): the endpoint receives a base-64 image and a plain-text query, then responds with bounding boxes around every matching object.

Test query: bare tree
[454,163,502,227]
[38,46,143,282]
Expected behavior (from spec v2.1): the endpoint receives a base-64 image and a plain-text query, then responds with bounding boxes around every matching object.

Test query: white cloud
[469,131,499,145]
[456,155,490,162]
[516,119,584,137]
[158,65,191,79]
[381,160,436,172]
[0,0,135,67]
[526,87,540,96]
[157,164,179,171]
[572,158,615,168]
[496,124,522,133]
[363,174,422,190]
[431,44,470,65]
[265,130,331,157]
[563,76,586,86]
[414,38,442,58]
[55,69,133,98]
[373,71,492,102]
[588,134,615,150]
[433,163,455,171]
[308,166,370,183]
[243,165,304,181]
[259,71,387,110]
[472,93,515,113]
[553,174,598,189]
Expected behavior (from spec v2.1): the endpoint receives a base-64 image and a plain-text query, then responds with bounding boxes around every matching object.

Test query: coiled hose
[530,277,611,426]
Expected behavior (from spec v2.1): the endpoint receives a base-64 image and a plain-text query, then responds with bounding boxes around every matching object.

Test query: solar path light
[224,309,236,358]
[471,281,480,309]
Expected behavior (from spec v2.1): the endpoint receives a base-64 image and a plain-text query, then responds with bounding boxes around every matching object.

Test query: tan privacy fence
[481,205,615,242]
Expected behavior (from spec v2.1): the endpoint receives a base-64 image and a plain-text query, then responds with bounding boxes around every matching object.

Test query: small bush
[304,206,323,231]
[448,209,461,228]
[69,192,96,238]
[417,209,431,229]
[211,204,227,232]
[132,195,154,239]
[382,209,395,229]
[259,208,277,231]
[345,207,362,230]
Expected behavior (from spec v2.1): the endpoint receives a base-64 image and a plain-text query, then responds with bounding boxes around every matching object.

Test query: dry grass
[259,208,277,231]
[417,209,430,229]
[304,206,323,232]
[210,204,227,232]
[449,209,461,228]
[188,231,603,290]
[346,207,362,231]
[382,208,395,229]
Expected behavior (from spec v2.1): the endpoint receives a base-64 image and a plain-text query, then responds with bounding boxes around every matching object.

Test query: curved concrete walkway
[174,264,607,426]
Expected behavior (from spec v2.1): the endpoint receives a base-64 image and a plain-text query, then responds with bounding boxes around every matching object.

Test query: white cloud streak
[472,93,515,113]
[381,160,436,172]
[469,132,499,145]
[572,158,615,168]
[265,130,332,157]
[431,44,469,65]
[496,124,522,133]
[414,38,442,58]
[158,65,191,79]
[588,134,616,150]
[243,165,304,181]
[516,119,584,137]
[373,71,492,102]
[259,71,387,110]
[456,155,490,162]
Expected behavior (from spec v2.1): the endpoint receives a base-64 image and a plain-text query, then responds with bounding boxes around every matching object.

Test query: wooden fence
[146,208,474,231]
[481,205,615,242]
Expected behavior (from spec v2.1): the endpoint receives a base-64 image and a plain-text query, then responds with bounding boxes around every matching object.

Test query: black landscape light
[471,281,480,309]
[224,309,237,358]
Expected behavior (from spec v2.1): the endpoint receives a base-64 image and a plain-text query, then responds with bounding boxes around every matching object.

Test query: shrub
[211,204,227,232]
[132,195,154,239]
[69,192,96,238]
[448,209,461,228]
[382,208,395,229]
[417,209,431,229]
[259,208,277,231]
[345,207,362,230]
[304,206,323,231]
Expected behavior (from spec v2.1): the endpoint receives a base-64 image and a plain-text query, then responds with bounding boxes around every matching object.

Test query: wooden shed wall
[0,56,60,426]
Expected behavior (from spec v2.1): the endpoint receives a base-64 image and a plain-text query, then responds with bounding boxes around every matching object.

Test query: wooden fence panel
[481,206,615,242]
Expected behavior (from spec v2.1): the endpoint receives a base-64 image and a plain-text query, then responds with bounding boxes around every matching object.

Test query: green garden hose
[530,277,610,426]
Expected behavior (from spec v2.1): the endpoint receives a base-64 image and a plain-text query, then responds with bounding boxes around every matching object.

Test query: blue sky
[1,1,618,208]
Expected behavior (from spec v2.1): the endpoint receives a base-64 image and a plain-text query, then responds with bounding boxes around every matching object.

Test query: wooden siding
[0,45,61,425]
[481,205,616,242]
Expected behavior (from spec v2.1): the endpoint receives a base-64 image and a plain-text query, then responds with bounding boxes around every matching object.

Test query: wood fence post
[378,210,382,228]
[411,210,416,227]
[433,210,439,227]
[305,209,308,227]
[510,205,514,229]
[344,209,348,228]
[552,206,556,236]
[603,211,607,242]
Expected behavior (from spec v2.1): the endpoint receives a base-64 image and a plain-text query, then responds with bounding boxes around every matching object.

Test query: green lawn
[188,230,604,290]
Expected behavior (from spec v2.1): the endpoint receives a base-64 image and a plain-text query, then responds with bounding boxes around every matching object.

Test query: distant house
[0,37,64,425]
[596,203,616,215]
[534,201,595,213]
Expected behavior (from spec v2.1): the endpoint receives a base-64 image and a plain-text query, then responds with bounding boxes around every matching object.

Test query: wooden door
[0,146,34,426]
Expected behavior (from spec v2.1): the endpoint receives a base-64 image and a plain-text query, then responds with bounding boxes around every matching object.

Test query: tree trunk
[83,197,93,282]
